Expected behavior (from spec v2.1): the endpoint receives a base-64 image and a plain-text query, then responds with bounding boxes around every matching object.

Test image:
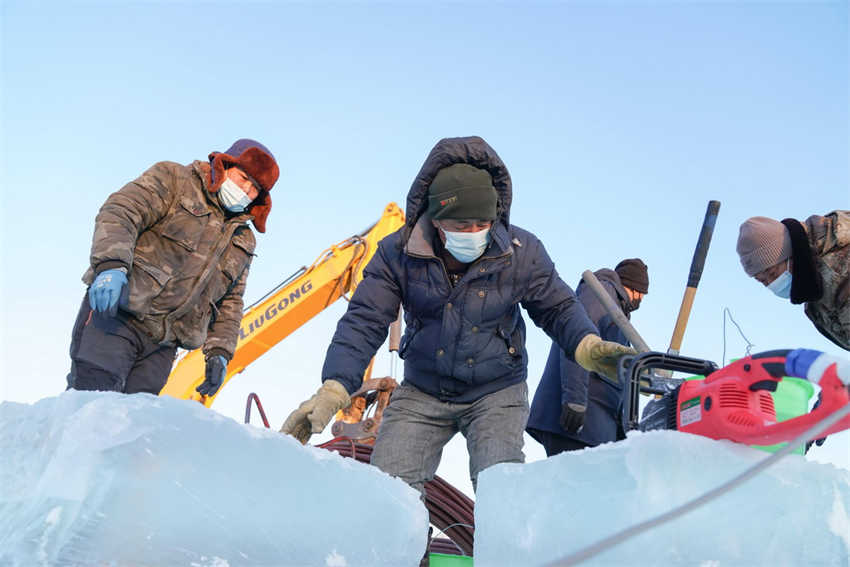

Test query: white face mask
[218,177,252,212]
[767,269,792,299]
[442,228,491,263]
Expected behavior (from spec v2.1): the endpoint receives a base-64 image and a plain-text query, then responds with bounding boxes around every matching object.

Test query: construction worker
[67,139,279,397]
[281,135,635,495]
[526,259,649,456]
[736,211,849,352]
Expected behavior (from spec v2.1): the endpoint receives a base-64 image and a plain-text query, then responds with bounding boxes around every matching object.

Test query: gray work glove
[197,355,227,397]
[574,334,637,383]
[560,403,586,434]
[280,380,351,444]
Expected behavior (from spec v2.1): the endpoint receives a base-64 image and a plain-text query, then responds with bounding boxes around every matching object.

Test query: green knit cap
[427,164,498,221]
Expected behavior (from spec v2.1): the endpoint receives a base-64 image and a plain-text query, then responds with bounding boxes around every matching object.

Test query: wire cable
[722,307,755,366]
[546,401,850,567]
[428,522,475,556]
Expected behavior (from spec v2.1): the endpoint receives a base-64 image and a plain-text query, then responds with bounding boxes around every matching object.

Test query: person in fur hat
[68,139,280,397]
[736,211,849,351]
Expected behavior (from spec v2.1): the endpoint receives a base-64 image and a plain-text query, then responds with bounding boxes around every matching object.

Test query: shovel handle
[669,200,720,353]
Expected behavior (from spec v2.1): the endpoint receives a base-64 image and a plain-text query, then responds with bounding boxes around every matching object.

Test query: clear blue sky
[2,2,847,494]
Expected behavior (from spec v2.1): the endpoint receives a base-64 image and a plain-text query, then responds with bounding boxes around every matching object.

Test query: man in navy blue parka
[282,136,635,495]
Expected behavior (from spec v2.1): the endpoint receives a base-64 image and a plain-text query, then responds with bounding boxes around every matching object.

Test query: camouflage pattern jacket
[83,160,255,359]
[804,210,850,351]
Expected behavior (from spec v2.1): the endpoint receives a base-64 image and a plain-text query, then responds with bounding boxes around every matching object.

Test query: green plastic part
[754,377,815,455]
[429,552,474,566]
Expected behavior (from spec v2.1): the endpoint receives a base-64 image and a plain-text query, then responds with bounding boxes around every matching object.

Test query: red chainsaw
[624,349,850,446]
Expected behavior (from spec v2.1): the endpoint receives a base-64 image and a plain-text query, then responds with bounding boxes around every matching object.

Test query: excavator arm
[159,202,406,406]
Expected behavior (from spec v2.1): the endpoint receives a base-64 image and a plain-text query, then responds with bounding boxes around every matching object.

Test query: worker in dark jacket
[68,139,279,397]
[281,136,635,497]
[527,259,649,456]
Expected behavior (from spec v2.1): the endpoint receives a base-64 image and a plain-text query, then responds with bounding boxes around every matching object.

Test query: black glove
[197,355,227,397]
[560,403,586,434]
[805,391,827,453]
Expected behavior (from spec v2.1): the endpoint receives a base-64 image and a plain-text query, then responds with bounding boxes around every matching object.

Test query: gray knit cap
[736,216,792,276]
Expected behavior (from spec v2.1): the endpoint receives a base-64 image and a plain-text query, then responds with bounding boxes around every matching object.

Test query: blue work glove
[197,355,227,397]
[89,268,128,317]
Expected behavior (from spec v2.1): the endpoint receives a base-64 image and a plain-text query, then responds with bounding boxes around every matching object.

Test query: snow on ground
[0,391,428,566]
[475,429,850,566]
[2,391,849,566]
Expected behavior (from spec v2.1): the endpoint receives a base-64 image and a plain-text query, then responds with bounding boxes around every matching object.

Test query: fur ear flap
[248,192,272,233]
[208,156,227,193]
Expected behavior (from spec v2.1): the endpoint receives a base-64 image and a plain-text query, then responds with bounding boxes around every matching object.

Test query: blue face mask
[767,269,792,299]
[218,177,252,212]
[443,228,491,263]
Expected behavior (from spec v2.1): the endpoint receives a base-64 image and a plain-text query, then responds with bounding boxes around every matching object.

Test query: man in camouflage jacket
[67,139,279,396]
[737,210,849,351]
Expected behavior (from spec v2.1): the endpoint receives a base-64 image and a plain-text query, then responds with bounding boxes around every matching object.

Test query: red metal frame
[244,392,271,428]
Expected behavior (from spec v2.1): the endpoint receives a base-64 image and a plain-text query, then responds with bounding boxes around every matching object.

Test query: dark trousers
[533,430,590,457]
[67,294,177,395]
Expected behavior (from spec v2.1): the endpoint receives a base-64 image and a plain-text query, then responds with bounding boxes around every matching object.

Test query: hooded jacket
[803,210,850,350]
[527,269,633,446]
[321,136,597,402]
[83,160,257,359]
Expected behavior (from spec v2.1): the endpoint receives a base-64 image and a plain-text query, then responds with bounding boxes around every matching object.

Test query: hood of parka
[402,136,512,244]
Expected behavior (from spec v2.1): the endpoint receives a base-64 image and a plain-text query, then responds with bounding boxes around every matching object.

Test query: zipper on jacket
[165,220,247,325]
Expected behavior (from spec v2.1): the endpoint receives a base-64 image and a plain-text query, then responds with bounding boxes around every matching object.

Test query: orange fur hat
[208,139,279,233]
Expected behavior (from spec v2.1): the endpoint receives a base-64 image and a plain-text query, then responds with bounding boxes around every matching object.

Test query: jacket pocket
[496,310,526,369]
[159,197,210,252]
[221,232,255,283]
[128,258,172,318]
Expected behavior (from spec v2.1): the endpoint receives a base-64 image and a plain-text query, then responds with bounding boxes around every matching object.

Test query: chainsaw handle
[784,349,850,388]
[702,348,850,390]
[620,352,719,431]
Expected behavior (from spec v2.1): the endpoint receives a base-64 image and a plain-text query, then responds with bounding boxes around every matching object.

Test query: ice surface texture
[475,429,850,566]
[0,391,428,566]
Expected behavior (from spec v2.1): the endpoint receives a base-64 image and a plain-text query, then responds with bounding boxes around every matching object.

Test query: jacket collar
[595,268,633,316]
